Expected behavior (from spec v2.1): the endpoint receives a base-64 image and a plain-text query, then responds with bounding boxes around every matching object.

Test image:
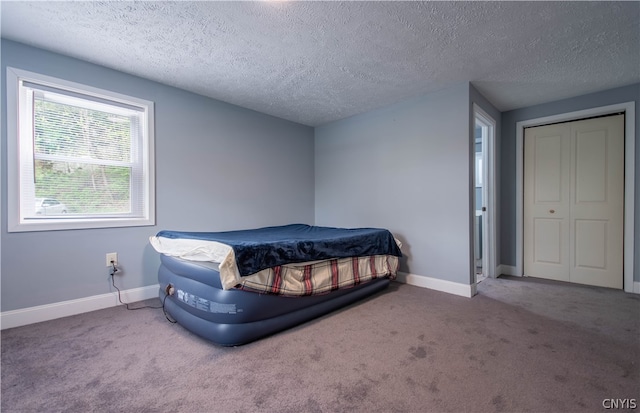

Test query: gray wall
[315,83,475,285]
[1,40,315,311]
[3,40,635,316]
[499,83,640,282]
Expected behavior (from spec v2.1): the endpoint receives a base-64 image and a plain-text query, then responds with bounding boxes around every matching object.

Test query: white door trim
[516,102,636,293]
[473,104,497,279]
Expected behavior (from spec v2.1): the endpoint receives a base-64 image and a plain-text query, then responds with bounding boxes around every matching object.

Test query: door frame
[473,104,497,280]
[515,102,636,293]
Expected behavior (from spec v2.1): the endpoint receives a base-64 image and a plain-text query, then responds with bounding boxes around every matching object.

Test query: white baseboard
[395,272,475,298]
[497,264,518,277]
[1,284,160,330]
[6,277,634,330]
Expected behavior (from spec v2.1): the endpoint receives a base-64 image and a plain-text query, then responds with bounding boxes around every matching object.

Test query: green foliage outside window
[33,99,133,214]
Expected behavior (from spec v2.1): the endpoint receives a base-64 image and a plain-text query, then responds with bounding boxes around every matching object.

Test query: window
[7,67,155,232]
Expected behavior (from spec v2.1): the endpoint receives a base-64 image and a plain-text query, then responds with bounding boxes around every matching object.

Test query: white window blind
[7,67,155,232]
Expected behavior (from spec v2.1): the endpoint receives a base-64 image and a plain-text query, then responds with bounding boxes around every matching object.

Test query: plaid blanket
[235,254,399,296]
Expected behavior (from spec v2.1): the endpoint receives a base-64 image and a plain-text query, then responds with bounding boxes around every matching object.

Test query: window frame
[6,67,155,232]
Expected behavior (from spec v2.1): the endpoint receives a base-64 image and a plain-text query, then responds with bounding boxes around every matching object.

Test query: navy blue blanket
[157,224,402,276]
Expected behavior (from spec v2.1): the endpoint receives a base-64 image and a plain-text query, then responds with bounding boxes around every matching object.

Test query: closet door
[570,115,624,288]
[524,114,624,289]
[524,123,571,282]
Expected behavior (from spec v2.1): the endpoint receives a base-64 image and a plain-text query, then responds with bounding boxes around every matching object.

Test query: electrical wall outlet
[106,252,118,267]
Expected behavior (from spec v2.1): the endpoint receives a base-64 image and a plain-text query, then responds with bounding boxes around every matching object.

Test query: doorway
[524,114,624,289]
[515,102,636,293]
[473,105,496,284]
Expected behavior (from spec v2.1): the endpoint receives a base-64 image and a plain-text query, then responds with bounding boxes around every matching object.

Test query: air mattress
[158,254,391,346]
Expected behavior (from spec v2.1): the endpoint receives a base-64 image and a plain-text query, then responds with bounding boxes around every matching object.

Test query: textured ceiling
[1,1,639,126]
